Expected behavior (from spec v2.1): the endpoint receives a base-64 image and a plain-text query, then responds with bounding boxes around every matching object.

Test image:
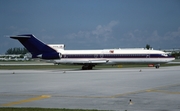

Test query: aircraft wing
[87,60,109,64]
[54,59,109,65]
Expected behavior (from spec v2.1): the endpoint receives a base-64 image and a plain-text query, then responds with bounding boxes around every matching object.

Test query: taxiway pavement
[0,66,180,111]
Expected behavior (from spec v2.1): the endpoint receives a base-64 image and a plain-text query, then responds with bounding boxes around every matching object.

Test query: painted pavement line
[1,95,51,107]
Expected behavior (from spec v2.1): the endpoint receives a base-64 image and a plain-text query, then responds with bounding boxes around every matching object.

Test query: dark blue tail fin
[10,34,60,59]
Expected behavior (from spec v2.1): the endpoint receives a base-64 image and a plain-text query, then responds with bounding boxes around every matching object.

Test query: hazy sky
[1,0,180,54]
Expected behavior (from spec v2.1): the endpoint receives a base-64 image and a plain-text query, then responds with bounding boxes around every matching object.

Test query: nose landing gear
[155,64,160,69]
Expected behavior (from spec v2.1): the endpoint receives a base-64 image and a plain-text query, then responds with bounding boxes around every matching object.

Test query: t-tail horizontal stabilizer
[10,34,61,59]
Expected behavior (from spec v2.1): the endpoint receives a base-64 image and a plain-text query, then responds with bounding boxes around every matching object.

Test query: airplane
[10,34,175,70]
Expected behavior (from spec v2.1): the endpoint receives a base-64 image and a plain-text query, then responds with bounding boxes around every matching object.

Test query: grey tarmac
[0,66,180,111]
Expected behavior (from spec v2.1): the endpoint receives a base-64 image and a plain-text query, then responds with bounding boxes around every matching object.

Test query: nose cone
[168,56,175,62]
[165,55,175,63]
[172,57,175,61]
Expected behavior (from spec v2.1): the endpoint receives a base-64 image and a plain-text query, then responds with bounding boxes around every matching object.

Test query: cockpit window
[162,53,168,57]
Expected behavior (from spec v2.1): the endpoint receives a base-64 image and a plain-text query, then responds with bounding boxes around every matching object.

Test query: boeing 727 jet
[10,34,175,69]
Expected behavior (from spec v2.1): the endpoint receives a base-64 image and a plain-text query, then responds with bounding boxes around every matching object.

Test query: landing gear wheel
[82,66,86,70]
[155,64,160,69]
[155,65,159,69]
[88,65,93,70]
[82,65,93,70]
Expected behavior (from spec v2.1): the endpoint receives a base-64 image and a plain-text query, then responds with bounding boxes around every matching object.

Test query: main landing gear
[82,64,95,70]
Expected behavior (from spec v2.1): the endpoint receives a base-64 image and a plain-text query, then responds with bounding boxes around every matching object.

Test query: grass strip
[0,64,180,70]
[0,107,109,111]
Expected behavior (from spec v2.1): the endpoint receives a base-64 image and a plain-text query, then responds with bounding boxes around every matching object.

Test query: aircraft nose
[173,57,175,60]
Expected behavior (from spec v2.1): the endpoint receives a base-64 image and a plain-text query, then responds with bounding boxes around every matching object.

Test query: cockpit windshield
[162,53,168,57]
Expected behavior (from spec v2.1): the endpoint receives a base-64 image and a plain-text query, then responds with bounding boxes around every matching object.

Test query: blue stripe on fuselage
[61,54,173,59]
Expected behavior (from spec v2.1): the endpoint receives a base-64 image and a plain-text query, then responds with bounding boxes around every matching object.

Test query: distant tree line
[146,44,152,50]
[6,47,28,54]
[171,52,180,59]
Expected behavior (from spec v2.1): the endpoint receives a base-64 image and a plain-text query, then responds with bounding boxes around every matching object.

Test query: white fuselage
[53,48,175,65]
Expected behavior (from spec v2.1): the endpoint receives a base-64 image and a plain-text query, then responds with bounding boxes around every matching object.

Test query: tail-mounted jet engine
[37,52,61,59]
